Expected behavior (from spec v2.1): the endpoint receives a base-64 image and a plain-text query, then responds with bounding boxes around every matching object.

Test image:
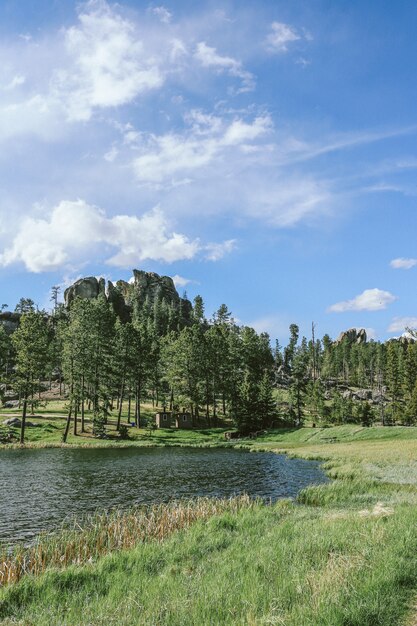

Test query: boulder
[64,277,105,308]
[3,417,21,426]
[2,417,38,427]
[3,400,19,409]
[354,389,373,401]
[3,391,19,401]
[372,390,387,404]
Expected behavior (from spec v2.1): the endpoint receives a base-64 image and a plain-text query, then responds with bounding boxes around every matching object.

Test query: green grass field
[0,404,416,625]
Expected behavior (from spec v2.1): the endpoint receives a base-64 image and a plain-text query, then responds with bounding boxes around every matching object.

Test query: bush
[118,424,130,440]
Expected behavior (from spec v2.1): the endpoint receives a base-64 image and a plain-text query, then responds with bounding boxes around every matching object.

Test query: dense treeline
[1,291,417,443]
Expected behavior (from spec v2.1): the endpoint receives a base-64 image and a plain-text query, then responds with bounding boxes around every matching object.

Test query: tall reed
[0,495,255,587]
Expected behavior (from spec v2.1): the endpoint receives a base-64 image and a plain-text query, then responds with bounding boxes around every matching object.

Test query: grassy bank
[0,400,231,448]
[0,427,416,624]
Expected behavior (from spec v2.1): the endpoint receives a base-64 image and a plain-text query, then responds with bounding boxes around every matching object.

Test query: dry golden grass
[0,495,255,588]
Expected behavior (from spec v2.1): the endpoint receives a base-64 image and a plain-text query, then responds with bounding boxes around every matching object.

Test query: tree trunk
[81,375,85,433]
[62,404,72,443]
[81,398,85,433]
[136,380,141,428]
[20,398,28,444]
[117,378,125,431]
[73,402,78,436]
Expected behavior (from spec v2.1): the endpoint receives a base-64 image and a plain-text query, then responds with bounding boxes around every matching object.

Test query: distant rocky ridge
[64,269,192,324]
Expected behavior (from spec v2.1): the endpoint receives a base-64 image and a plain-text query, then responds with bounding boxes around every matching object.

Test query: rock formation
[64,269,192,325]
[386,333,416,345]
[64,276,106,308]
[335,328,367,345]
[129,270,181,307]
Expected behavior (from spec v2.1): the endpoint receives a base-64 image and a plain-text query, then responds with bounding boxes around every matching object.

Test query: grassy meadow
[0,401,417,624]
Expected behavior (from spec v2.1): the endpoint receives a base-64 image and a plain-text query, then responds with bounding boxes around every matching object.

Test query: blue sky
[1,0,417,343]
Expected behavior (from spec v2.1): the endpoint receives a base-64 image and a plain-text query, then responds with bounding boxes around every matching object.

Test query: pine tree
[12,311,49,443]
[404,379,417,425]
[231,371,261,433]
[258,371,277,428]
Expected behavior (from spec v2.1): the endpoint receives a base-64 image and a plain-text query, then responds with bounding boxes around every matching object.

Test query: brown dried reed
[0,495,255,587]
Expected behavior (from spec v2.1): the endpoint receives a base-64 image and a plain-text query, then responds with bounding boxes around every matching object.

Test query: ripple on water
[0,447,328,544]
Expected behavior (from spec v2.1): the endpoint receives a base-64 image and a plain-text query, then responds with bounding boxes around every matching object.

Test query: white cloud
[296,57,311,68]
[0,1,167,143]
[266,22,301,53]
[223,117,272,145]
[150,6,172,24]
[0,95,64,143]
[238,173,331,227]
[388,317,417,333]
[170,38,187,61]
[104,146,119,162]
[3,75,26,91]
[52,1,163,121]
[133,113,271,183]
[171,274,192,288]
[0,200,200,272]
[194,42,255,92]
[390,257,417,270]
[328,288,397,313]
[248,314,292,338]
[205,239,237,261]
[0,200,237,272]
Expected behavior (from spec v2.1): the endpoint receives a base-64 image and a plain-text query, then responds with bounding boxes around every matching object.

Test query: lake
[0,447,328,544]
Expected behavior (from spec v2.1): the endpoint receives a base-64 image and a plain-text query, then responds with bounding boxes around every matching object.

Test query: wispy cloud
[388,317,417,332]
[194,42,255,93]
[248,314,293,338]
[390,257,417,270]
[132,112,272,183]
[171,274,194,288]
[265,22,301,53]
[150,6,172,24]
[3,75,26,91]
[328,288,397,313]
[205,239,237,261]
[277,126,417,167]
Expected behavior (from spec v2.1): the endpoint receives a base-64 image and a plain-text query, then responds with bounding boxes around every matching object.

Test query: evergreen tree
[258,371,277,428]
[404,379,417,425]
[231,371,261,433]
[12,311,49,443]
[288,341,309,426]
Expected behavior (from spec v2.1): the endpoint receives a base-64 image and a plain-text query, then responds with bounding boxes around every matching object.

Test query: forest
[1,277,417,445]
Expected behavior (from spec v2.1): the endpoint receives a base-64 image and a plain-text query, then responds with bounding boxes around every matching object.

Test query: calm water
[0,447,327,544]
